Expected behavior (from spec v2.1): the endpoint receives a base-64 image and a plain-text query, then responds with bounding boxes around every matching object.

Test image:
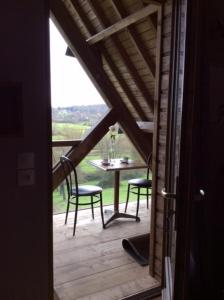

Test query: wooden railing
[52,140,82,147]
[52,139,82,170]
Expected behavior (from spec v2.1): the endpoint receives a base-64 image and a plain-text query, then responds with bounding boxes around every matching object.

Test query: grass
[53,179,149,214]
[53,154,148,214]
[52,122,90,131]
[52,123,149,214]
[52,122,90,140]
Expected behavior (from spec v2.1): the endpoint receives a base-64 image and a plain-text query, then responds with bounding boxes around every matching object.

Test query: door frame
[173,0,203,299]
[162,0,188,298]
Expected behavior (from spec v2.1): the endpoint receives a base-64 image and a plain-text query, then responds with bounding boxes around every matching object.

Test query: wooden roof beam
[110,0,156,78]
[87,4,158,45]
[70,0,94,36]
[50,0,151,160]
[70,0,149,120]
[103,52,149,120]
[53,109,117,189]
[87,0,154,113]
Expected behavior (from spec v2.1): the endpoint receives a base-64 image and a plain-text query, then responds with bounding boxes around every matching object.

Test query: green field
[52,122,90,140]
[52,122,149,214]
[53,156,148,214]
[53,179,149,214]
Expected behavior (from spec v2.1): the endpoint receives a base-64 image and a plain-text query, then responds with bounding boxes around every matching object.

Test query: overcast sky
[49,20,104,108]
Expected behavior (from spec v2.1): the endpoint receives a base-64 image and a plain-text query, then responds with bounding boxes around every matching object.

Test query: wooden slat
[110,0,156,78]
[52,140,81,147]
[52,109,117,189]
[87,0,154,113]
[70,0,95,36]
[53,202,159,299]
[69,3,149,120]
[103,51,150,120]
[150,5,163,278]
[87,4,158,45]
[50,0,151,166]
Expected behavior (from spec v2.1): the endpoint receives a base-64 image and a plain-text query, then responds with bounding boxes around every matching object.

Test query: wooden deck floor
[53,201,159,300]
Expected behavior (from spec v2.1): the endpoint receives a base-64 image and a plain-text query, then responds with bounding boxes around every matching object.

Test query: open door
[161,0,187,298]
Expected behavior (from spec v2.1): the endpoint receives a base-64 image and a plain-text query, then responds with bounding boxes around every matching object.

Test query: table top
[89,158,147,171]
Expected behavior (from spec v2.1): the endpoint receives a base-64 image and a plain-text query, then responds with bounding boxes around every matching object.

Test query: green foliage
[52,104,149,214]
[52,122,89,140]
[53,179,141,214]
[97,173,114,188]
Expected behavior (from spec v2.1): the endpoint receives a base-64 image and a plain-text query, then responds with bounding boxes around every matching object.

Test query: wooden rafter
[70,0,149,121]
[70,0,94,36]
[87,0,154,113]
[140,1,157,32]
[50,0,151,170]
[53,109,117,189]
[110,0,156,78]
[103,52,149,120]
[86,4,158,45]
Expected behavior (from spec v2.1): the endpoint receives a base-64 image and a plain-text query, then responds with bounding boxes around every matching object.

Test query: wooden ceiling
[50,0,164,189]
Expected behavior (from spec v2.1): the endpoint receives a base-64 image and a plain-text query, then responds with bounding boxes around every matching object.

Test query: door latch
[161,188,176,199]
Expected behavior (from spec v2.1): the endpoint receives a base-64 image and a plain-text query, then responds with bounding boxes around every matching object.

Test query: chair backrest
[146,153,152,180]
[60,156,78,197]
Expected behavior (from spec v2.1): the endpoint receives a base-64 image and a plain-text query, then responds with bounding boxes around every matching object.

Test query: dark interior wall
[0,2,52,299]
[202,0,224,297]
[188,0,224,298]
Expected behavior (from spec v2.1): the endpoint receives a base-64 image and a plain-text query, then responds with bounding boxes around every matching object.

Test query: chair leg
[125,184,130,212]
[146,188,149,209]
[91,196,94,219]
[65,200,70,225]
[136,187,140,218]
[73,200,79,236]
[99,193,105,229]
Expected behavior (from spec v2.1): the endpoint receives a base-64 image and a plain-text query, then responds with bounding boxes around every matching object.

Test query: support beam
[53,109,117,189]
[86,4,158,45]
[88,0,154,112]
[70,0,94,35]
[103,52,149,120]
[110,0,156,78]
[71,0,150,120]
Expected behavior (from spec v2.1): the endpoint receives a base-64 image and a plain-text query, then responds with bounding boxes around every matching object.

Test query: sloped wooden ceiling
[51,0,163,189]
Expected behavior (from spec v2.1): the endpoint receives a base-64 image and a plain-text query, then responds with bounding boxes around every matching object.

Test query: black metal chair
[60,155,105,236]
[124,154,152,218]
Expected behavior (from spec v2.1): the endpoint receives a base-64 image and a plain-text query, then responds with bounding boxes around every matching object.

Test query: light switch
[17,152,35,169]
[17,169,35,186]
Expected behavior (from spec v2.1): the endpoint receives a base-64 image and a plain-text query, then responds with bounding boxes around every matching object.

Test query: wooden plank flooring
[53,201,159,300]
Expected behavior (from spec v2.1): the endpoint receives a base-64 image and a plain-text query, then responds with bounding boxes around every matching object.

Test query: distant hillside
[52,104,108,125]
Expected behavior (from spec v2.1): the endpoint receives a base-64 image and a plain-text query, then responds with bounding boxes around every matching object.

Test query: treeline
[52,104,108,125]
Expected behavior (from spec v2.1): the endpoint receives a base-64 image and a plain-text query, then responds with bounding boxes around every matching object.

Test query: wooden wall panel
[150,0,173,279]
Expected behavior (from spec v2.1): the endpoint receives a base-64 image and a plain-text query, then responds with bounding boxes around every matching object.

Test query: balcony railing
[52,139,81,168]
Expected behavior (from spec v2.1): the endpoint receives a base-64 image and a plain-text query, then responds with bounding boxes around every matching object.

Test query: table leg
[114,170,120,212]
[104,170,140,227]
